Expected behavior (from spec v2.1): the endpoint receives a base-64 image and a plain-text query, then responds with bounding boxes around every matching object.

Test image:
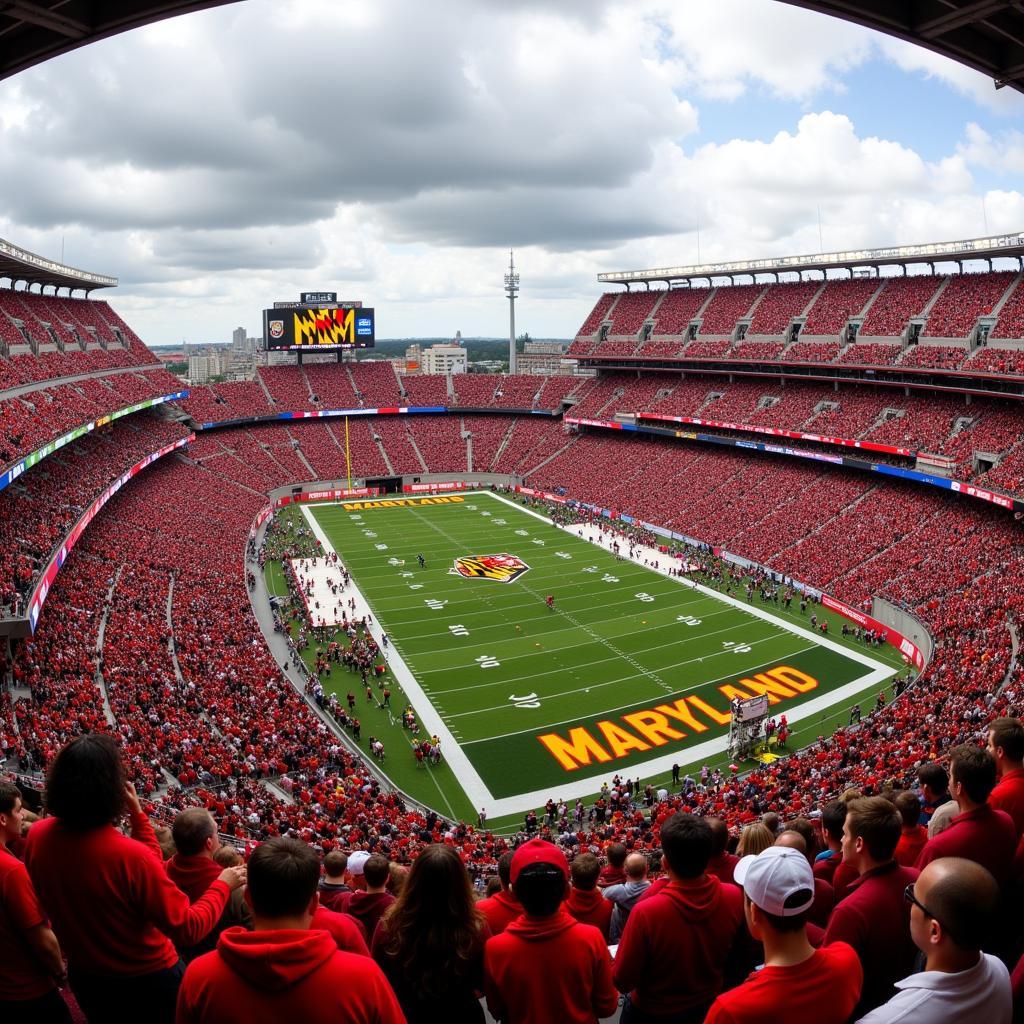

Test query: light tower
[504,249,519,374]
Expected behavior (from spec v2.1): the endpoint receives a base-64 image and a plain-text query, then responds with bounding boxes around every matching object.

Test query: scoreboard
[263,305,375,351]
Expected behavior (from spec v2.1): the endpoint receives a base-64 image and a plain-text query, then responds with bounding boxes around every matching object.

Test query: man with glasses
[855,857,1010,1023]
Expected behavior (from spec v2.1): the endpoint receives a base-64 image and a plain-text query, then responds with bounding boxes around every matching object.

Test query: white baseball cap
[733,846,815,917]
[346,851,370,875]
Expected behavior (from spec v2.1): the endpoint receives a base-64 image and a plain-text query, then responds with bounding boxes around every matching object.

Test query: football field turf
[292,490,901,820]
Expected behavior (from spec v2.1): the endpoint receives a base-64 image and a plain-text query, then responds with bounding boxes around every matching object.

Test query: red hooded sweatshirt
[613,875,745,1016]
[310,905,369,955]
[484,909,617,1024]
[476,888,521,936]
[338,890,395,945]
[565,887,613,940]
[176,926,404,1024]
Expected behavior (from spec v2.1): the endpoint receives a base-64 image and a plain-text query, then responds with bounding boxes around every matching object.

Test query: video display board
[263,306,375,351]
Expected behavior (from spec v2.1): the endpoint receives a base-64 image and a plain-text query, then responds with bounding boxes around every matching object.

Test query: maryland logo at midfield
[450,553,530,584]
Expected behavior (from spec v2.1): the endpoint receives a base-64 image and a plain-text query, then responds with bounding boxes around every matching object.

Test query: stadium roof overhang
[597,231,1024,287]
[0,1,244,83]
[0,236,117,291]
[776,1,1024,94]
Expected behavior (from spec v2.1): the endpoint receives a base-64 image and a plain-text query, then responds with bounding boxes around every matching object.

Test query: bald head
[775,830,807,855]
[914,857,998,952]
[624,853,648,881]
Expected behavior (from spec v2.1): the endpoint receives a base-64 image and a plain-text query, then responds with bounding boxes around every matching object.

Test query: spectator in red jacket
[24,735,245,1024]
[915,745,1016,887]
[597,842,627,888]
[822,796,919,1016]
[373,843,487,1024]
[613,812,747,1023]
[706,818,739,884]
[337,854,394,943]
[706,846,863,1024]
[0,780,70,1024]
[476,852,521,936]
[484,838,616,1024]
[893,791,928,868]
[317,850,351,912]
[564,853,612,940]
[166,809,251,961]
[987,717,1024,839]
[176,837,403,1024]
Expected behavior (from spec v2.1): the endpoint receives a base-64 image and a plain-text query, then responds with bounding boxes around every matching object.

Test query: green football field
[270,490,903,825]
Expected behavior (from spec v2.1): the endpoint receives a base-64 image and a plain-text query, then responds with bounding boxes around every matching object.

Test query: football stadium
[2,2,1024,1022]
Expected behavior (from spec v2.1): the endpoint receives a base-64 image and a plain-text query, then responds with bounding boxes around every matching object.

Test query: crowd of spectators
[859,276,943,338]
[605,291,660,336]
[748,280,821,336]
[652,287,711,335]
[802,278,880,336]
[923,271,1016,339]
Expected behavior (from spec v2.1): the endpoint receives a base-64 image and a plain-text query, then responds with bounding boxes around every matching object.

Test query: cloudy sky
[0,0,1023,343]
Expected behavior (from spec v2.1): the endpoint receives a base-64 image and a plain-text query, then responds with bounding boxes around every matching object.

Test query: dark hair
[784,818,818,860]
[378,845,486,1000]
[706,817,729,856]
[750,893,811,934]
[570,852,601,890]
[926,857,999,950]
[247,837,320,918]
[917,762,949,793]
[989,717,1024,762]
[364,854,390,887]
[0,781,20,817]
[606,842,627,868]
[949,745,997,804]
[821,800,847,841]
[496,850,515,888]
[894,790,922,828]
[660,813,712,878]
[323,850,348,877]
[845,796,901,861]
[514,864,567,916]
[45,734,126,829]
[172,808,216,857]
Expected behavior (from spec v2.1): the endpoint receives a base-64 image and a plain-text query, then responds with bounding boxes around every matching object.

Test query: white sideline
[301,493,894,818]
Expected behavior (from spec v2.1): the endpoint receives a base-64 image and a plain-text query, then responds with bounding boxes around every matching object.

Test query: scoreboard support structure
[728,694,771,761]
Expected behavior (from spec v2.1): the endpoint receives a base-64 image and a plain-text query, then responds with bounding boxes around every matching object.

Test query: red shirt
[705,942,863,1024]
[25,811,229,977]
[476,889,521,936]
[0,844,54,1000]
[484,909,617,1024]
[990,768,1024,839]
[915,804,1016,886]
[337,890,395,946]
[707,852,740,885]
[177,927,404,1024]
[822,860,919,1015]
[894,825,928,867]
[613,875,745,1016]
[310,906,369,955]
[564,887,613,940]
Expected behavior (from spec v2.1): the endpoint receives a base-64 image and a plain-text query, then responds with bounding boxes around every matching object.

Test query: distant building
[231,326,248,350]
[404,343,423,373]
[188,347,230,383]
[422,342,467,375]
[518,340,571,375]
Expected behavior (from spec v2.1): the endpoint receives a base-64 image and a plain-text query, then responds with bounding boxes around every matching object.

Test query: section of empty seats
[992,277,1024,338]
[858,275,942,337]
[349,361,403,407]
[837,342,903,366]
[606,290,660,335]
[967,347,1024,376]
[535,375,583,409]
[260,365,312,408]
[574,293,617,337]
[179,381,272,423]
[491,375,543,408]
[694,284,762,335]
[400,373,449,405]
[305,362,360,407]
[406,415,468,472]
[449,374,497,406]
[461,415,513,472]
[373,416,426,473]
[747,280,820,336]
[923,271,1015,338]
[802,278,880,335]
[782,341,842,363]
[652,287,711,335]
[898,344,968,370]
[729,340,786,360]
